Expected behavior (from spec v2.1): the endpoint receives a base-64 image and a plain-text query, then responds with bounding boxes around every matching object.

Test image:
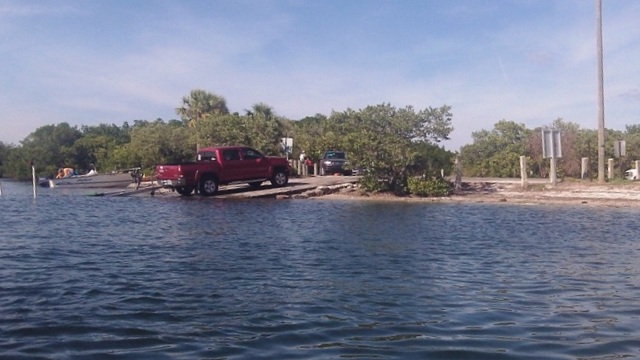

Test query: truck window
[242,148,263,160]
[198,151,217,161]
[222,149,241,161]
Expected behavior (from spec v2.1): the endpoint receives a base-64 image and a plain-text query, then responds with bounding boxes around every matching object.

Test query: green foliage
[359,173,391,193]
[459,117,640,179]
[0,141,13,178]
[176,89,230,151]
[17,123,83,179]
[1,90,457,189]
[316,103,454,194]
[2,146,32,180]
[176,89,229,127]
[289,114,330,161]
[461,120,531,177]
[407,177,452,197]
[198,104,286,155]
[2,122,148,179]
[626,124,640,135]
[112,120,194,171]
[410,142,455,178]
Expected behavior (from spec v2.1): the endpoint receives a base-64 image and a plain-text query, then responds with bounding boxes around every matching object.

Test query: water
[1,180,640,359]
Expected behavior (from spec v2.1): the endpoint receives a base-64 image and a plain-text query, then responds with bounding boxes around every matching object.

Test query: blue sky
[1,0,638,151]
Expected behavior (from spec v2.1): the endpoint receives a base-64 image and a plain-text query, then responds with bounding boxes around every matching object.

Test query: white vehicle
[625,168,638,180]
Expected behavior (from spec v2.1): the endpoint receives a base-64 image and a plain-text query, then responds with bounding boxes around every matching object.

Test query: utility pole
[596,0,606,184]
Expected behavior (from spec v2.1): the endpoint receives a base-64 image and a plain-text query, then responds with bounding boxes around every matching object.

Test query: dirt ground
[320,179,640,208]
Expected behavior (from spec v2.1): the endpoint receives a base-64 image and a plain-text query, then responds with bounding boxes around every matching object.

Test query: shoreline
[311,181,640,208]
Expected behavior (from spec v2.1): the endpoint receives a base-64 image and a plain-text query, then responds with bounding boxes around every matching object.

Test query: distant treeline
[460,119,640,179]
[0,89,455,195]
[2,89,629,193]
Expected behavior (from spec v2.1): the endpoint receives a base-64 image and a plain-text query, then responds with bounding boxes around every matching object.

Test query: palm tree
[176,89,229,151]
[245,102,274,119]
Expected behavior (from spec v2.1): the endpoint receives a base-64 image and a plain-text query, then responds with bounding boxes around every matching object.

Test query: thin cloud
[0,2,82,17]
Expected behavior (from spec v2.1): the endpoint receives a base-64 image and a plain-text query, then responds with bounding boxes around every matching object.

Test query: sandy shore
[316,180,640,208]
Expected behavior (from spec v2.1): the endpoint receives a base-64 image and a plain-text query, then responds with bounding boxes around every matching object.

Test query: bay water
[1,180,640,359]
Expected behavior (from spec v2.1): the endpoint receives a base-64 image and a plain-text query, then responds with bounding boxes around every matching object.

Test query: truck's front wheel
[271,170,289,187]
[199,177,218,196]
[176,186,194,196]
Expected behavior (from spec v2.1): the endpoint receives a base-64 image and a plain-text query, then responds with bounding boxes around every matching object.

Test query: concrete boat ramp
[97,175,361,199]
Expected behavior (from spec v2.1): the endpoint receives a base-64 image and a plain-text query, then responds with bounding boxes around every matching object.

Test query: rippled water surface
[1,180,640,359]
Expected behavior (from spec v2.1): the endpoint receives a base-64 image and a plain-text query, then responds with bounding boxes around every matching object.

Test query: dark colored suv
[320,150,352,176]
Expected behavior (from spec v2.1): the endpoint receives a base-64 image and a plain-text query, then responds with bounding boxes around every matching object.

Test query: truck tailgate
[156,164,184,179]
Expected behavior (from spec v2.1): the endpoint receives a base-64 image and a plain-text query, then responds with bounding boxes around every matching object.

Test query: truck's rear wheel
[199,177,218,196]
[270,170,288,187]
[175,186,194,196]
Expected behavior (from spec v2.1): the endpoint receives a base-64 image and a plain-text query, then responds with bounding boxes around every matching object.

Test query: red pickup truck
[156,146,291,196]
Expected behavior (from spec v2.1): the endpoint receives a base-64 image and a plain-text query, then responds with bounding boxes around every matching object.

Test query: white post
[520,156,527,188]
[581,157,589,180]
[454,155,462,194]
[31,163,37,198]
[550,157,557,186]
[607,158,614,180]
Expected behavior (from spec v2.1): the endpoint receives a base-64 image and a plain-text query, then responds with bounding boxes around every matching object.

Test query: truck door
[240,147,270,179]
[220,149,243,181]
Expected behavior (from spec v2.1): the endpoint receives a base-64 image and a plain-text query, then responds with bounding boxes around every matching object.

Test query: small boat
[48,168,142,189]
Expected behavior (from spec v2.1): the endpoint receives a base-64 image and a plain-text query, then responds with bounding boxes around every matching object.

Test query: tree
[410,141,455,178]
[198,104,287,155]
[461,120,530,177]
[73,123,133,172]
[626,124,640,135]
[241,103,286,154]
[245,102,274,119]
[17,123,83,178]
[326,103,454,193]
[290,114,330,161]
[2,146,31,180]
[0,141,15,178]
[176,89,229,151]
[111,120,193,172]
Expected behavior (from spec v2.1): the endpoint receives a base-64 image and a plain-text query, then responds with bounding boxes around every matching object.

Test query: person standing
[299,150,306,175]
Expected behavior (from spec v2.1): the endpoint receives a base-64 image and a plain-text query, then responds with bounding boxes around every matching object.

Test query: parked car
[320,150,352,176]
